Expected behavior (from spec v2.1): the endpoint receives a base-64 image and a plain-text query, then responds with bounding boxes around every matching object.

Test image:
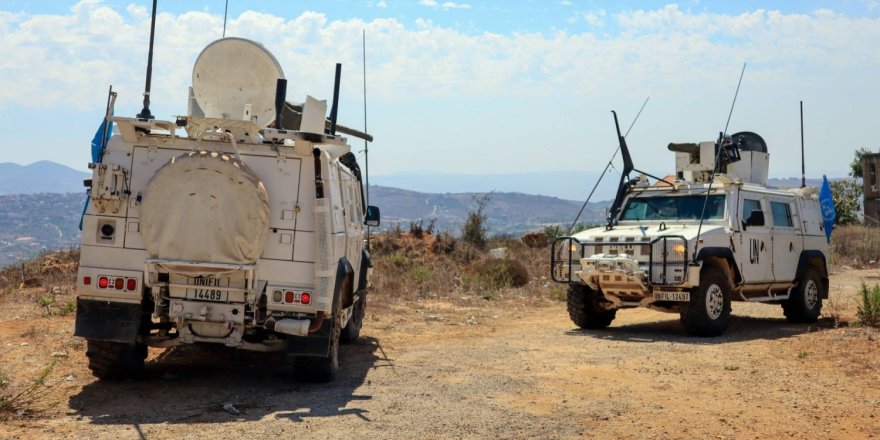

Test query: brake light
[284,291,294,303]
[114,278,124,290]
[126,278,137,291]
[98,277,109,289]
[83,276,91,286]
[300,292,311,304]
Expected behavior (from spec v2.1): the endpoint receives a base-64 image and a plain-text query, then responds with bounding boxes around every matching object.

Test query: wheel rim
[805,280,819,310]
[705,284,724,320]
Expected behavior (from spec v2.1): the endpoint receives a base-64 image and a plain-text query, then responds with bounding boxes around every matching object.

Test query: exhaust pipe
[271,318,310,337]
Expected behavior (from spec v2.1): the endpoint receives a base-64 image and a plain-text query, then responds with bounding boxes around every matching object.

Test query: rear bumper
[74,298,143,344]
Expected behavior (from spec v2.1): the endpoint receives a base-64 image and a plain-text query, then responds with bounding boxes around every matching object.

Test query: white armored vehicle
[74,31,379,381]
[552,113,829,336]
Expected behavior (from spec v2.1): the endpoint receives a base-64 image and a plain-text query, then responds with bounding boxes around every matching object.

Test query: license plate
[186,277,229,302]
[653,290,690,302]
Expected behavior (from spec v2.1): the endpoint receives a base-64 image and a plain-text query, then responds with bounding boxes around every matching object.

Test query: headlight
[673,243,686,255]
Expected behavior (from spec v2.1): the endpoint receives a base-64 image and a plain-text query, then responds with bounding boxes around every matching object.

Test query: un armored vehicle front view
[74,31,379,381]
[553,114,830,336]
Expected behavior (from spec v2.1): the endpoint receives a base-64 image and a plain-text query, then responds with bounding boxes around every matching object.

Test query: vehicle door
[339,168,363,273]
[736,190,774,284]
[768,196,802,283]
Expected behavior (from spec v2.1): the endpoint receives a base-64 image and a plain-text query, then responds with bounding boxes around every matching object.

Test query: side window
[742,198,762,223]
[770,202,793,227]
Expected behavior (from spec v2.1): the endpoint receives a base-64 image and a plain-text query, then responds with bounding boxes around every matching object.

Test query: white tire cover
[141,151,269,271]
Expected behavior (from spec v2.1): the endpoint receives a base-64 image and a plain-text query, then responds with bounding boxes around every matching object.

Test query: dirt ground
[1,269,879,439]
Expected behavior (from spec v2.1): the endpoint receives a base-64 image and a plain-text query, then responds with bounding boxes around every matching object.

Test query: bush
[431,232,457,254]
[462,193,491,249]
[857,283,880,328]
[463,258,529,290]
[830,179,862,226]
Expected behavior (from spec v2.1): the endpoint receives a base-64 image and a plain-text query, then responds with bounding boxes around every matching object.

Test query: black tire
[340,291,366,344]
[783,267,823,323]
[566,285,617,329]
[295,315,341,382]
[680,266,732,337]
[85,340,148,380]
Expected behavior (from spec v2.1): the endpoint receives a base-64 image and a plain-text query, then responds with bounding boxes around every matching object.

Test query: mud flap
[74,298,143,344]
[286,319,333,357]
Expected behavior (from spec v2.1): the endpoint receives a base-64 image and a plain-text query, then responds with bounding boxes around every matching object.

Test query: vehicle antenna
[692,62,747,262]
[567,97,649,234]
[223,0,229,38]
[363,29,371,249]
[136,0,158,121]
[329,63,342,135]
[800,100,806,188]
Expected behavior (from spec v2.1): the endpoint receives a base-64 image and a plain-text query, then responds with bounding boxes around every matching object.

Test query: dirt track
[2,270,880,439]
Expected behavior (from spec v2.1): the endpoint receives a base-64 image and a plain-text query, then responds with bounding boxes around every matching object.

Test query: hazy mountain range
[0,160,845,267]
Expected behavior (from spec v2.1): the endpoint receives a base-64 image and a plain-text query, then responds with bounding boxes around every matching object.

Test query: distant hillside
[368,185,607,236]
[0,161,89,195]
[0,193,85,267]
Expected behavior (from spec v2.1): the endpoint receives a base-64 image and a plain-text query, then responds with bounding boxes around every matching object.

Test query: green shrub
[462,193,491,249]
[410,265,432,285]
[58,300,77,316]
[857,283,880,327]
[464,258,529,290]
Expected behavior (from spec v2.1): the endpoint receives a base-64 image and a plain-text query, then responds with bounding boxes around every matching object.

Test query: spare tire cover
[141,150,270,269]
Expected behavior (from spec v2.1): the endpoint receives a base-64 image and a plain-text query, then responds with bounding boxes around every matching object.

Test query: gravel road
[2,270,879,439]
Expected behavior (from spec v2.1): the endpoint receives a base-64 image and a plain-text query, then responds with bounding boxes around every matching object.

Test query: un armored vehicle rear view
[74,29,379,381]
[553,113,830,336]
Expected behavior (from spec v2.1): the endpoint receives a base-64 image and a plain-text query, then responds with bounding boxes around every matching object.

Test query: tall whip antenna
[223,0,229,37]
[363,29,371,247]
[567,97,649,234]
[136,0,158,120]
[800,100,806,188]
[692,62,747,261]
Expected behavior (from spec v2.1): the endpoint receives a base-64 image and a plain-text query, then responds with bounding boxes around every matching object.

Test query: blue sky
[1,0,878,198]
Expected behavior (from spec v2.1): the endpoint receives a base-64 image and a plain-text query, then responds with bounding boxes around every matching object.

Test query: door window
[742,199,762,223]
[770,202,793,227]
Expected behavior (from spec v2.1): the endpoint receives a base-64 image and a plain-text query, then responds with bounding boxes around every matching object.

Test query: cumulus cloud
[0,1,877,115]
[419,0,471,10]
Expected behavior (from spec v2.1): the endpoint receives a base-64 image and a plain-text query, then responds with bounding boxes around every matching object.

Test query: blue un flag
[819,175,836,243]
[80,117,113,230]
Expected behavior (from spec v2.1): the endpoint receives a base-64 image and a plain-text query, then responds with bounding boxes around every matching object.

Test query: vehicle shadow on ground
[565,315,841,344]
[68,336,391,426]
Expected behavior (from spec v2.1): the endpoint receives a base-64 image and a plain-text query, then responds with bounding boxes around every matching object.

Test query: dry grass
[369,231,556,305]
[0,248,79,293]
[830,225,880,269]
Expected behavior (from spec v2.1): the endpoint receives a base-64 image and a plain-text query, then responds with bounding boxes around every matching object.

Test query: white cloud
[376,1,388,8]
[0,1,877,115]
[419,0,471,10]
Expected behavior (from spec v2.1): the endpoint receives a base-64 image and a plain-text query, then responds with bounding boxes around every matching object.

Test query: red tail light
[284,291,294,303]
[126,278,137,291]
[98,277,109,289]
[114,278,124,290]
[83,276,91,286]
[300,292,311,304]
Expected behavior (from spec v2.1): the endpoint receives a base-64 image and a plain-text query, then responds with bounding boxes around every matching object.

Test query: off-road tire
[680,267,732,337]
[85,340,148,380]
[295,315,341,382]
[340,291,366,344]
[783,267,823,323]
[567,285,617,329]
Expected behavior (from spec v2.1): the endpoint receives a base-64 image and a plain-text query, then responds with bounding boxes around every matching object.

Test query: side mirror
[364,205,380,227]
[745,209,765,227]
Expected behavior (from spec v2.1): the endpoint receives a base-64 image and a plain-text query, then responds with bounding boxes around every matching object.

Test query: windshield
[619,194,726,221]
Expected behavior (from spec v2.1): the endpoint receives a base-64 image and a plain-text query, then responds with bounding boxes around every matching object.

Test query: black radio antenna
[136,0,158,121]
[567,97,649,234]
[223,0,229,37]
[692,62,747,261]
[363,29,372,248]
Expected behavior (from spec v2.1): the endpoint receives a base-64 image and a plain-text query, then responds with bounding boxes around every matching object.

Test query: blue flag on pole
[80,116,113,231]
[819,175,836,243]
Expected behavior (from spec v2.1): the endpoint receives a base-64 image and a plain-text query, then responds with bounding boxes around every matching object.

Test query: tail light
[83,276,92,286]
[284,291,294,303]
[98,276,109,289]
[114,278,124,290]
[126,278,137,291]
[300,292,311,304]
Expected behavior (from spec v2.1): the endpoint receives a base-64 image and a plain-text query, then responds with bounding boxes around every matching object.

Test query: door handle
[789,242,794,252]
